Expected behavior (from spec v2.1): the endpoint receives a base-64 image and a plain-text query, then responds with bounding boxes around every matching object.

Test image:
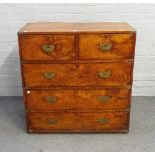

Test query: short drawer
[19,34,75,61]
[23,62,133,87]
[28,112,129,132]
[25,88,130,110]
[79,33,135,60]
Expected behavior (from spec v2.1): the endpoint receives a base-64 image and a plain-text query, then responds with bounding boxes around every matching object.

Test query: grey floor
[0,97,154,152]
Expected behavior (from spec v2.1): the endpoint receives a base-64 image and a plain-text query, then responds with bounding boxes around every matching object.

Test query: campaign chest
[18,22,136,133]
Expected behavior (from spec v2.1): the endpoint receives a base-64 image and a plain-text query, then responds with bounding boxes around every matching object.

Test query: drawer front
[23,62,133,87]
[79,34,135,60]
[28,112,129,131]
[26,88,130,110]
[19,34,75,61]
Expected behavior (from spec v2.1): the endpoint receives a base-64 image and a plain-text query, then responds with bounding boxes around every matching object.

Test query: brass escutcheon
[98,118,109,124]
[44,96,57,104]
[98,96,110,103]
[42,44,55,54]
[98,71,111,79]
[100,43,112,51]
[43,72,56,79]
[46,119,57,125]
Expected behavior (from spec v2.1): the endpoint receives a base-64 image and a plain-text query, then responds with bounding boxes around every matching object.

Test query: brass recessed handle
[98,71,111,79]
[100,43,112,51]
[98,96,110,103]
[43,72,56,79]
[46,119,57,125]
[42,44,55,54]
[98,118,109,124]
[44,96,57,104]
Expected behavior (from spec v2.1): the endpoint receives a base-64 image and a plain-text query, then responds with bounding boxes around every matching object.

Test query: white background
[0,3,155,96]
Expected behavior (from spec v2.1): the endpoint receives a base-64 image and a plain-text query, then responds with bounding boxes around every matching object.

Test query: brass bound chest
[18,22,136,133]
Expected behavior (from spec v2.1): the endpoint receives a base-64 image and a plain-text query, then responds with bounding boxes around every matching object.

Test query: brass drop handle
[100,43,112,51]
[42,44,55,54]
[44,96,57,104]
[46,119,57,125]
[98,118,109,124]
[43,72,56,79]
[98,96,110,103]
[98,71,111,79]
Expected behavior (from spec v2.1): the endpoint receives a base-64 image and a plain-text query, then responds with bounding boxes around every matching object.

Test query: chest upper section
[18,22,136,61]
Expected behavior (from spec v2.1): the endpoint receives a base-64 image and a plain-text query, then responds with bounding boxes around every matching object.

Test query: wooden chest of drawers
[18,22,136,133]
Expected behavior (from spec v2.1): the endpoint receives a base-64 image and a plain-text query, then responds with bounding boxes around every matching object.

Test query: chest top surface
[18,22,136,34]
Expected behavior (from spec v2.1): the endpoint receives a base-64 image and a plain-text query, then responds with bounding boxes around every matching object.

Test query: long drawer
[25,88,131,110]
[28,111,129,132]
[23,62,133,87]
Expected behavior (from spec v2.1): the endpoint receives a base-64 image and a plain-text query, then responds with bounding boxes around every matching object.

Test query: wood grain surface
[79,33,135,59]
[19,34,75,61]
[18,22,135,34]
[28,111,129,132]
[25,88,130,110]
[18,22,136,133]
[23,62,133,87]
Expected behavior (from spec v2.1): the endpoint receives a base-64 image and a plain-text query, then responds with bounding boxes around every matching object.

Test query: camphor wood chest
[18,22,136,133]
